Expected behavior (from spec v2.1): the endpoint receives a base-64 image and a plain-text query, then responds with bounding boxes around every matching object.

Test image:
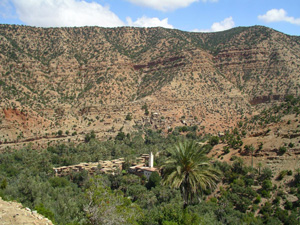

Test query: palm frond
[162,140,222,206]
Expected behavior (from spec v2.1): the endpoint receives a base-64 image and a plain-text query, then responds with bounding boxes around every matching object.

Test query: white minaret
[149,152,154,168]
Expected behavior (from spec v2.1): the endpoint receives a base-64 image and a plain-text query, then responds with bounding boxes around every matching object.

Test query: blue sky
[0,0,299,35]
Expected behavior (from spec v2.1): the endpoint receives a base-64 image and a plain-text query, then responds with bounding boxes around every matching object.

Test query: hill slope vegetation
[0,25,300,148]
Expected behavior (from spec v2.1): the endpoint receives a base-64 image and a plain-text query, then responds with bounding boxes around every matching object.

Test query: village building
[53,152,159,179]
[129,152,159,179]
[53,158,125,177]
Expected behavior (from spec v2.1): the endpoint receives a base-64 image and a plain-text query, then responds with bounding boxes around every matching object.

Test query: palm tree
[162,140,221,208]
[257,162,262,175]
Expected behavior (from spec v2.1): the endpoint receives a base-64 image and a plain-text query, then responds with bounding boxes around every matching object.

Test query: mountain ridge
[0,24,299,149]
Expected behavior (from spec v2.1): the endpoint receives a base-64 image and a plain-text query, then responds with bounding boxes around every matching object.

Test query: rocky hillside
[209,95,300,175]
[0,197,53,225]
[0,25,300,148]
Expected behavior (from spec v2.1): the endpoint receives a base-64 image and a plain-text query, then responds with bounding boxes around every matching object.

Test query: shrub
[223,146,230,154]
[186,132,197,140]
[57,130,63,136]
[209,136,219,146]
[273,196,280,205]
[0,179,7,189]
[260,201,273,214]
[261,190,270,198]
[244,177,254,186]
[289,187,296,194]
[262,180,273,191]
[252,204,259,212]
[241,130,247,136]
[230,155,238,161]
[244,144,254,155]
[115,131,125,141]
[285,201,293,210]
[146,172,161,190]
[259,167,272,180]
[125,113,132,121]
[278,170,288,180]
[278,146,287,155]
[258,142,263,151]
[254,195,261,204]
[49,177,69,188]
[180,126,188,132]
[35,204,55,223]
[277,190,285,197]
[85,131,96,143]
[142,104,149,115]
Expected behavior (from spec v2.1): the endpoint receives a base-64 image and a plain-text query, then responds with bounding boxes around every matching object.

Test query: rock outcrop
[0,197,53,225]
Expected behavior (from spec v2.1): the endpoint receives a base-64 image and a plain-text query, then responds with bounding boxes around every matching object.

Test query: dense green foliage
[0,127,299,224]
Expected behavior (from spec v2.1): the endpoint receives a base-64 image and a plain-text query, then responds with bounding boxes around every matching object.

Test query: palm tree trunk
[181,186,188,209]
[183,175,189,208]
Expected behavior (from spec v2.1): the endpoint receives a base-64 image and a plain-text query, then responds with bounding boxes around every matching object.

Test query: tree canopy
[162,140,221,208]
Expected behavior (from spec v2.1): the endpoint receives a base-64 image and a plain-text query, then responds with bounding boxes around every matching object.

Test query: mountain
[0,24,299,149]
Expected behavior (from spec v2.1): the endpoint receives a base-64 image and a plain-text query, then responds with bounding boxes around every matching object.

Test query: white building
[129,152,159,179]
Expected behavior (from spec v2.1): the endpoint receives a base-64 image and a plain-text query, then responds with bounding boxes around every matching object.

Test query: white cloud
[258,9,300,25]
[126,0,217,12]
[193,16,235,32]
[126,16,173,28]
[8,0,174,28]
[0,0,14,18]
[11,0,125,27]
